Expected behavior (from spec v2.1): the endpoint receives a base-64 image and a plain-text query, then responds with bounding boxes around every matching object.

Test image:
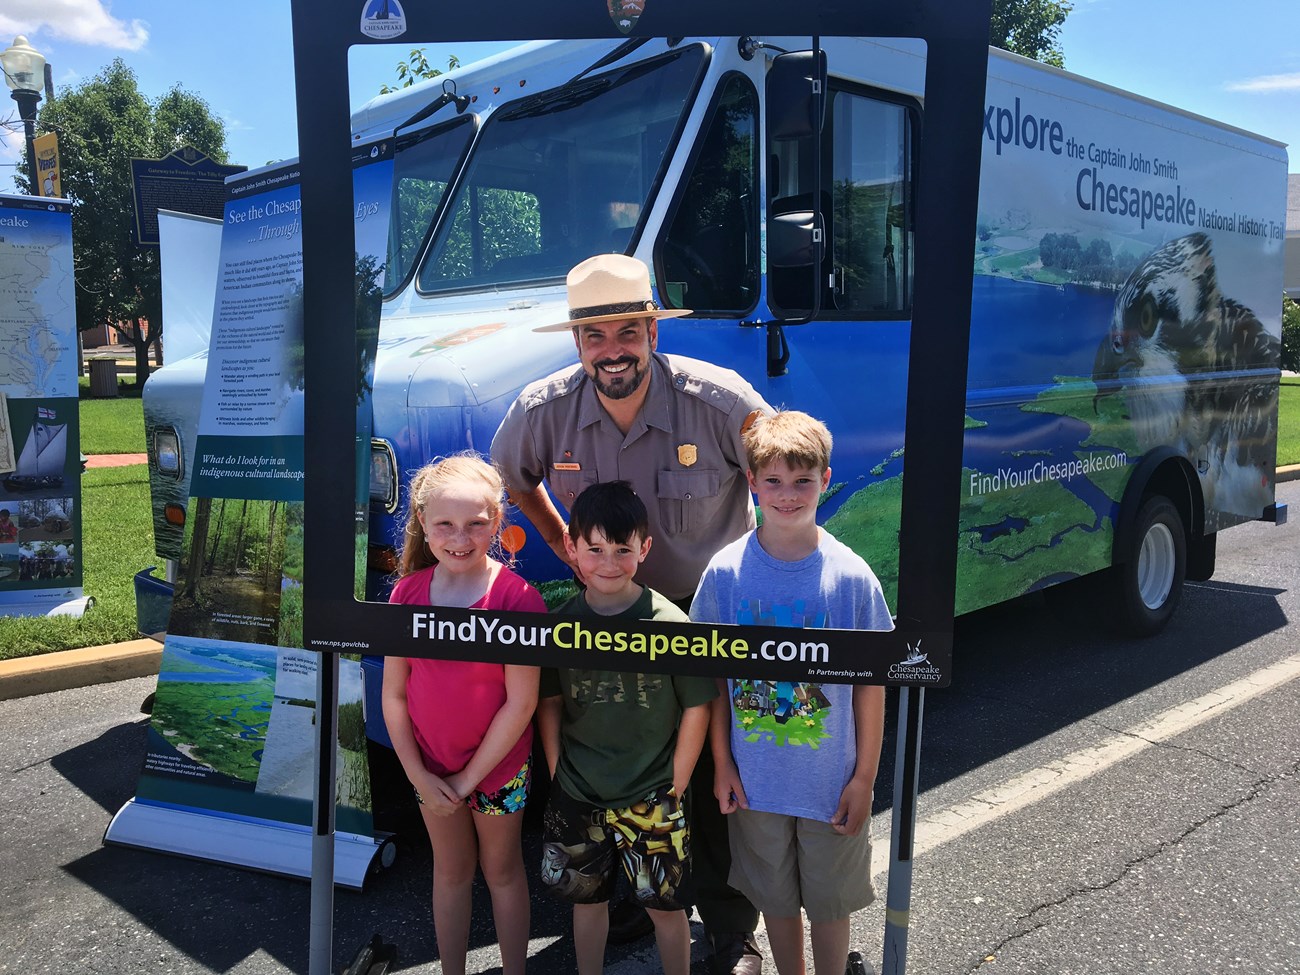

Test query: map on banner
[0,206,77,398]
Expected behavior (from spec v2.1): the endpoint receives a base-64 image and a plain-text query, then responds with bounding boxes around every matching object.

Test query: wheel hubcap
[1137,522,1175,610]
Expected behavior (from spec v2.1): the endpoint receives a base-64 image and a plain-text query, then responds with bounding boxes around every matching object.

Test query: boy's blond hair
[742,410,833,475]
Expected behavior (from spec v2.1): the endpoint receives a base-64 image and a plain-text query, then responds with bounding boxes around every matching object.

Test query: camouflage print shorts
[539,783,688,910]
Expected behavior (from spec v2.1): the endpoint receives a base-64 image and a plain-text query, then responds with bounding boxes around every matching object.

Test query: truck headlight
[370,440,398,513]
[154,426,182,480]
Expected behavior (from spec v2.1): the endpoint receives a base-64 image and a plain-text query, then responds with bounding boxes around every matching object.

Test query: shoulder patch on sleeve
[521,365,585,411]
[740,409,764,436]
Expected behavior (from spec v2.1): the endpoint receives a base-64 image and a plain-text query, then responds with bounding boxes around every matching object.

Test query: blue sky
[2,0,1298,194]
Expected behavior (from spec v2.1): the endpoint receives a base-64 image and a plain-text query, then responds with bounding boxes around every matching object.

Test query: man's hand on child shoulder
[830,776,874,836]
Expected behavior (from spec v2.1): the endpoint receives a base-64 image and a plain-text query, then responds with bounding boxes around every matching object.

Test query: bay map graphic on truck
[142,37,1286,671]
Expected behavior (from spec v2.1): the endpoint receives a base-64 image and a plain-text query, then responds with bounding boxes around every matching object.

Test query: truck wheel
[1114,495,1185,636]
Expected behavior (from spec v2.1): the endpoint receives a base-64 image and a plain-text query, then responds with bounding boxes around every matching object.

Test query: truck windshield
[417,46,705,294]
[385,115,475,296]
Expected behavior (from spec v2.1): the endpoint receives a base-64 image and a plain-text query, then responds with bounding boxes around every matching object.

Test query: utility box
[89,358,118,398]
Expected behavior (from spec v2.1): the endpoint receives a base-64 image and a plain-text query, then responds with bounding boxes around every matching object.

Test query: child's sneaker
[845,951,875,975]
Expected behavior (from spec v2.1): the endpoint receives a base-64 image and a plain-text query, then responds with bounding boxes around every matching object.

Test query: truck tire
[1113,495,1186,636]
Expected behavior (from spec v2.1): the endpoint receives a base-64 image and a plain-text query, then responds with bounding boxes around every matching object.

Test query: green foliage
[278,582,304,650]
[338,699,368,752]
[1037,232,1139,286]
[31,60,229,387]
[990,0,1073,67]
[379,50,461,95]
[1282,296,1300,373]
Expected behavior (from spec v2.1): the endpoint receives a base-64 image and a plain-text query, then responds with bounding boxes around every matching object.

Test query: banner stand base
[105,798,390,890]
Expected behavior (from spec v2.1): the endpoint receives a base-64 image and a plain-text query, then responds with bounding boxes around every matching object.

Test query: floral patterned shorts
[466,756,531,815]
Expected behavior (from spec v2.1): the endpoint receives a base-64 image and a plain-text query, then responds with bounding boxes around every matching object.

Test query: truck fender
[1111,447,1204,568]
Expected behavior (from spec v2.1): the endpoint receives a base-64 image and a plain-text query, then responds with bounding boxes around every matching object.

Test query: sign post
[129,146,246,247]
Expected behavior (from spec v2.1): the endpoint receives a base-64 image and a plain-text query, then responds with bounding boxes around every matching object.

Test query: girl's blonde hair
[397,452,507,577]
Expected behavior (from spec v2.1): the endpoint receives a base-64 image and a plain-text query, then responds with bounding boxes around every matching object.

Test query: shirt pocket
[656,468,722,536]
[549,468,598,512]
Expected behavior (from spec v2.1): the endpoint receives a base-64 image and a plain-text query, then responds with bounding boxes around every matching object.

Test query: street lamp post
[1,35,46,193]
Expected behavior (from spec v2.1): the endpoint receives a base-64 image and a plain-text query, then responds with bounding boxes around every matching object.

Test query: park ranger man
[491,253,768,975]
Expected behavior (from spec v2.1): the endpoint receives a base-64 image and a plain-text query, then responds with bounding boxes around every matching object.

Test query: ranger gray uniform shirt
[492,351,770,601]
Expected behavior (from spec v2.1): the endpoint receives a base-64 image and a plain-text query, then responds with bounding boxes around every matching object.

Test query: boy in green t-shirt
[539,481,716,975]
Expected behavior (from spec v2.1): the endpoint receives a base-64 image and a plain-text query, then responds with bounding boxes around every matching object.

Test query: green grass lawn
[1279,377,1300,468]
[78,377,147,454]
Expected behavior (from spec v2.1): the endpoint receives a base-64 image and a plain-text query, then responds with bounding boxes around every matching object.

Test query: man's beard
[591,356,649,400]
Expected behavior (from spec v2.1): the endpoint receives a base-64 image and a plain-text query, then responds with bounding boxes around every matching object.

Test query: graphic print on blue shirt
[736,596,828,629]
[732,595,834,746]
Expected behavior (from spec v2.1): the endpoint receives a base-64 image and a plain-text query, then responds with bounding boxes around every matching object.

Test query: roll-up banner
[106,144,396,888]
[0,194,88,619]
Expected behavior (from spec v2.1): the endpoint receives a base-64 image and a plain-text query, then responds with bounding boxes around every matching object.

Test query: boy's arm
[536,693,563,780]
[831,683,885,835]
[671,701,711,797]
[709,682,748,814]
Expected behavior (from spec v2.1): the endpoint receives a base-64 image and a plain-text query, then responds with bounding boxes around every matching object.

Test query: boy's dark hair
[568,481,649,546]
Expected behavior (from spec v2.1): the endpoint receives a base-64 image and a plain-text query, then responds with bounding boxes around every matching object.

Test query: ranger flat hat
[533,253,691,332]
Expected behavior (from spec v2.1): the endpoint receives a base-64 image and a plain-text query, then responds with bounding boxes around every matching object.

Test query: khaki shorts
[726,807,875,923]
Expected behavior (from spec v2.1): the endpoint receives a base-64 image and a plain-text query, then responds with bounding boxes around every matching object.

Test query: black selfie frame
[293,3,991,688]
[291,2,990,970]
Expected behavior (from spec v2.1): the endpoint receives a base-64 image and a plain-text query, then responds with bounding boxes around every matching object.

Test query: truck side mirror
[766,49,827,321]
[766,50,826,141]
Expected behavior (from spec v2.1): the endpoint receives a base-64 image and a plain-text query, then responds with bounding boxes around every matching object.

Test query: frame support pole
[309,652,340,975]
[883,686,925,974]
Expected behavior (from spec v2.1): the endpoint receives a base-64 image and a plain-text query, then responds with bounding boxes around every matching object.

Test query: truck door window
[657,72,759,314]
[386,116,474,296]
[417,46,705,294]
[828,89,914,316]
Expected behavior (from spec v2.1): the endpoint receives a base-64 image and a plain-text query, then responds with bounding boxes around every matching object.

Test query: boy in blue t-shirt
[691,411,894,975]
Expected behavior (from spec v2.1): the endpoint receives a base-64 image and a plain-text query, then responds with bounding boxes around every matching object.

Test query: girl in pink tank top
[382,453,543,975]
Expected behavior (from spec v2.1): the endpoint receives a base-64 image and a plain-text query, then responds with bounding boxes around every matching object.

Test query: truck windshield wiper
[395,78,471,134]
[565,37,651,86]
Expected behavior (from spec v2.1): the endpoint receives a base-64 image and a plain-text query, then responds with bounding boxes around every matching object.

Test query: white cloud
[0,0,148,52]
[1225,73,1300,94]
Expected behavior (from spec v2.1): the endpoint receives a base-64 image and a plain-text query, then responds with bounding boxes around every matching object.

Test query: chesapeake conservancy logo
[887,640,943,683]
[360,0,407,39]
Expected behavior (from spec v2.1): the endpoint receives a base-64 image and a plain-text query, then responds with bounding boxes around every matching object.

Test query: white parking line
[873,653,1300,873]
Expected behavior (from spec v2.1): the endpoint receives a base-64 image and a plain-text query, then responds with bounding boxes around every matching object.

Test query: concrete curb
[1,466,1295,701]
[0,638,162,701]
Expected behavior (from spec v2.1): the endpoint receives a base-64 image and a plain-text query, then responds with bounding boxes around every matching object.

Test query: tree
[989,0,1073,68]
[23,59,229,387]
[1283,296,1300,373]
[379,50,460,95]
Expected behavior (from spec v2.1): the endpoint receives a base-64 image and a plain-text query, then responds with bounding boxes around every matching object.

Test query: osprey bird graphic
[1092,233,1279,520]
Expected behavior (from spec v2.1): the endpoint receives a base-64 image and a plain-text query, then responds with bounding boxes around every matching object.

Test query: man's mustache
[594,356,638,370]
